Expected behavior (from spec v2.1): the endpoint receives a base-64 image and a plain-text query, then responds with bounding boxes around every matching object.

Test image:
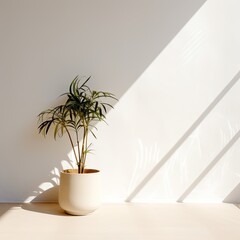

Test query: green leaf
[101,103,107,113]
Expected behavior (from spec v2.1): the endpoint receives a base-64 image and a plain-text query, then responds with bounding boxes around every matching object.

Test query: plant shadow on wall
[22,161,73,216]
[24,161,74,203]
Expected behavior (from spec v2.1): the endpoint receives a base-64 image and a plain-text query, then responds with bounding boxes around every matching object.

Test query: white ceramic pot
[59,169,101,215]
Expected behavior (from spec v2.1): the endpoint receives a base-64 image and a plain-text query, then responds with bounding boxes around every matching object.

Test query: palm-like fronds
[38,76,117,173]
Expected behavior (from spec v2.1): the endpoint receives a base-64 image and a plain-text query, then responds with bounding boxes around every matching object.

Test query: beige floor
[0,203,240,240]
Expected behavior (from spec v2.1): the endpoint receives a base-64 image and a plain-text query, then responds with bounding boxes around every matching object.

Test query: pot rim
[61,168,100,174]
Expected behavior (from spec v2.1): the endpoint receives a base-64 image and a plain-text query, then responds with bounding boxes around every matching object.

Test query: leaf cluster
[37,76,117,173]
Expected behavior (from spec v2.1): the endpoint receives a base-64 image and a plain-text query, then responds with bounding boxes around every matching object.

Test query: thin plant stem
[75,124,81,173]
[81,122,87,173]
[82,126,89,173]
[64,125,78,166]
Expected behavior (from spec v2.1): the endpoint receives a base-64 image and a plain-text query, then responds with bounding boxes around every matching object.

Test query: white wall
[1,0,240,203]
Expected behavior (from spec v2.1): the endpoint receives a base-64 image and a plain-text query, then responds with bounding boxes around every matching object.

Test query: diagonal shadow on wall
[126,70,240,202]
[223,182,240,204]
[177,129,240,202]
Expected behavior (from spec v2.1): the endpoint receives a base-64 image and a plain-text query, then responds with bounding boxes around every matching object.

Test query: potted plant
[38,76,116,215]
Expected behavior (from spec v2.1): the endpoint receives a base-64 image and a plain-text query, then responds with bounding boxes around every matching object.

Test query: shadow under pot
[59,169,101,216]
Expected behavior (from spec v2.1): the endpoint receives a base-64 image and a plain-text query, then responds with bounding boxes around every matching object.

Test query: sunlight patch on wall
[93,0,240,203]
